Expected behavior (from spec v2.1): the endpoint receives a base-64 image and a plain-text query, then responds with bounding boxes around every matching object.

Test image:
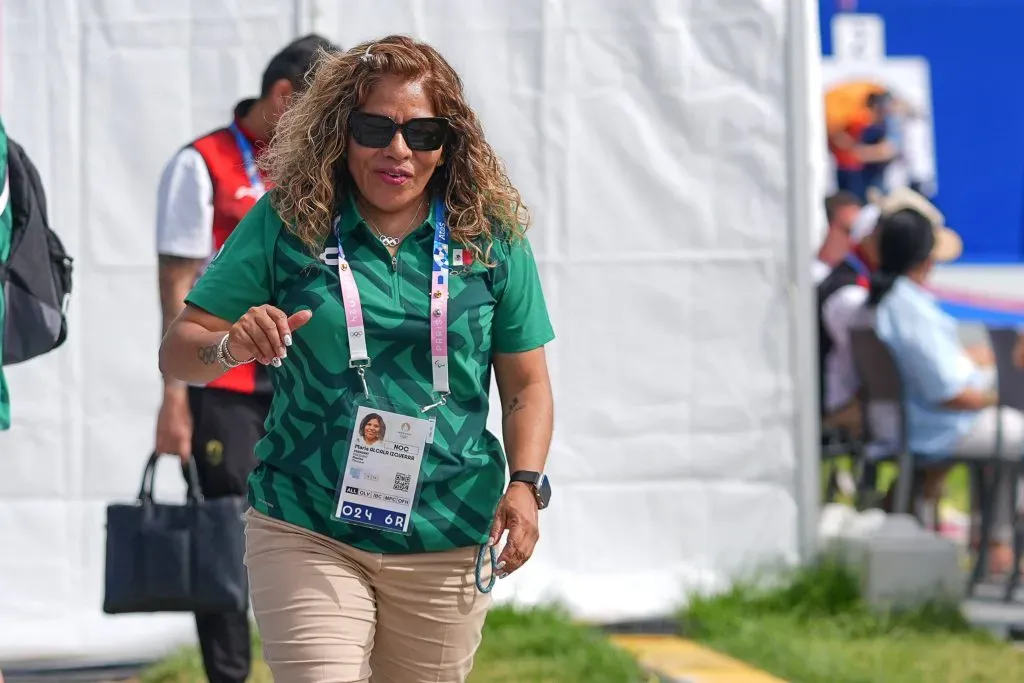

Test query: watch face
[536,474,551,509]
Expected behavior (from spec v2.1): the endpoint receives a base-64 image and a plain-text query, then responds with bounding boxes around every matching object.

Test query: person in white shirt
[818,200,884,437]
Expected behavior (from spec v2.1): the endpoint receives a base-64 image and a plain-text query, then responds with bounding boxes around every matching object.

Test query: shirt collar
[335,192,437,238]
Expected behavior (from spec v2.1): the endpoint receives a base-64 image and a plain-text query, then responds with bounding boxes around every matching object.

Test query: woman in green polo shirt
[159,35,555,682]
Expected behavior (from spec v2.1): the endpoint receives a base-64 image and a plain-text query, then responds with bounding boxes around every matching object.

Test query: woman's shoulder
[230,192,287,244]
[469,219,533,263]
[254,192,289,230]
[879,281,953,338]
[253,191,324,258]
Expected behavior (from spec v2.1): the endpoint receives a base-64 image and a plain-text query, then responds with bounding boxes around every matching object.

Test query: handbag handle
[137,451,205,505]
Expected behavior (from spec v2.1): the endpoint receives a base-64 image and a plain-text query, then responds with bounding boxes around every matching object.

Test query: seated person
[813,190,863,285]
[857,207,1021,572]
[818,188,974,439]
[818,201,881,438]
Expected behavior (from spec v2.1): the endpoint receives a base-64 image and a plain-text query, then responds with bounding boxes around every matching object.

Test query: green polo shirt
[185,192,554,553]
[0,118,11,431]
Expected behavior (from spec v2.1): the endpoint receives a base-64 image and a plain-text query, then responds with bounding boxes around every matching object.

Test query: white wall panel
[0,0,821,665]
[0,0,297,665]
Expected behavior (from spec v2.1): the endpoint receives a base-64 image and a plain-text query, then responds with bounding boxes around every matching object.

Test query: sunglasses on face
[348,111,450,151]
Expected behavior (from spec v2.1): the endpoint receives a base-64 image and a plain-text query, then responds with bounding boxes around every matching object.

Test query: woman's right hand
[227,305,313,366]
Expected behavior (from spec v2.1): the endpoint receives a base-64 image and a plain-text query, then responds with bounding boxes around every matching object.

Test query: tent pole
[784,0,824,565]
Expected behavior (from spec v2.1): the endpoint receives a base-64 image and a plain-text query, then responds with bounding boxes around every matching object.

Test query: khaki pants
[244,509,491,683]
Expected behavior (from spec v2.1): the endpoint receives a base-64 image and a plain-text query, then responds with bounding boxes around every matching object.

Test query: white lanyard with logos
[330,195,450,537]
[332,194,451,409]
[329,195,500,591]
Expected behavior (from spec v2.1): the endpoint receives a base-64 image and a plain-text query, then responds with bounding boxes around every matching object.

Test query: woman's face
[347,74,444,214]
[364,418,382,442]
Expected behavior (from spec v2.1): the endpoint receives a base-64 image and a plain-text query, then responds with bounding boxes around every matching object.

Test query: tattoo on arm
[504,396,526,418]
[198,344,219,365]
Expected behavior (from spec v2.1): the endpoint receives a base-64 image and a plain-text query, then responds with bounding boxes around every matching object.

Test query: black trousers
[188,386,270,683]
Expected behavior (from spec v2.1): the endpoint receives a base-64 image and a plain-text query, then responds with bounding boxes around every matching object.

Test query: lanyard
[844,253,870,281]
[333,195,451,411]
[335,196,497,590]
[228,122,266,197]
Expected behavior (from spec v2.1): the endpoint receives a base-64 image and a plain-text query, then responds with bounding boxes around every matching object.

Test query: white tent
[0,0,824,668]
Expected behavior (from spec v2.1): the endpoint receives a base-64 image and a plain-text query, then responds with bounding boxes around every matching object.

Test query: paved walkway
[610,634,787,683]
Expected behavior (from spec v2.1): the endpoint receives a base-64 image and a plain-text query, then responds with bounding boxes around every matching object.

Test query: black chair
[983,326,1024,602]
[849,325,1003,594]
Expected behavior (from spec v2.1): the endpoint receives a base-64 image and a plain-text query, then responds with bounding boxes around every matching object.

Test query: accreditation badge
[331,397,431,535]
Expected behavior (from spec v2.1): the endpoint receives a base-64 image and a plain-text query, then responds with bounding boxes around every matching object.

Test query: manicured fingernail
[498,572,508,579]
[496,561,506,571]
[278,347,287,358]
[271,357,282,368]
[283,334,292,346]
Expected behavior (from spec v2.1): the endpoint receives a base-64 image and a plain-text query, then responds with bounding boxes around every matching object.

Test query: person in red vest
[153,33,338,683]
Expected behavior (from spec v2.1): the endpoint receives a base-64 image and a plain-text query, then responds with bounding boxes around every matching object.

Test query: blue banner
[820,1,1024,263]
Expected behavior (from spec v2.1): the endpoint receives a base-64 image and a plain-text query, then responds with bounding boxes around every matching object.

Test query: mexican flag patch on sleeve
[452,248,474,267]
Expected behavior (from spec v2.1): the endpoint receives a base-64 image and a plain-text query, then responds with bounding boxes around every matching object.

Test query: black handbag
[102,452,250,615]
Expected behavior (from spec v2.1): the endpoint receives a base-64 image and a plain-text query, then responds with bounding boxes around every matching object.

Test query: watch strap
[509,470,549,510]
[509,470,543,487]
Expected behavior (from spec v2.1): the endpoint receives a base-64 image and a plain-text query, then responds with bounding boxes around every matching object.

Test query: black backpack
[0,137,73,365]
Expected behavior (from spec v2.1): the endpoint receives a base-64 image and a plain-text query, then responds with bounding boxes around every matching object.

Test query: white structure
[0,0,824,668]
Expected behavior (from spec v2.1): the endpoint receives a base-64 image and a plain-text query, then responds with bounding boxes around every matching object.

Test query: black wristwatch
[509,470,551,510]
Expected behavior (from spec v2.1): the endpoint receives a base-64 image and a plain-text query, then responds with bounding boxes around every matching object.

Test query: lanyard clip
[421,393,449,414]
[350,359,371,396]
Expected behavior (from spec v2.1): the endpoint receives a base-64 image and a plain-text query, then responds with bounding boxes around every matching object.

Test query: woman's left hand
[487,483,539,578]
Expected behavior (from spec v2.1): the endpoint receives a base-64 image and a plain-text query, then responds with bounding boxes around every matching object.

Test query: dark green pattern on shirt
[0,118,11,432]
[186,193,554,553]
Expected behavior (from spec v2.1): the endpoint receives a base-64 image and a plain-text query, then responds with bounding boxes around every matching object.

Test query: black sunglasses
[348,111,450,151]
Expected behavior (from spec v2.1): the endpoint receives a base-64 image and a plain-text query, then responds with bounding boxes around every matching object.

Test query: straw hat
[850,186,962,263]
[877,187,962,263]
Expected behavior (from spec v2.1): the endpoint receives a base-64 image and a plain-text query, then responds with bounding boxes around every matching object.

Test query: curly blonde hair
[259,34,529,261]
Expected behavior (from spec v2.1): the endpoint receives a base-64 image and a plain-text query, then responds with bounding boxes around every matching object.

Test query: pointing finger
[287,309,314,334]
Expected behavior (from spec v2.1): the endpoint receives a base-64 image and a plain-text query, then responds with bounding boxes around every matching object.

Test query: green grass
[139,605,644,683]
[470,606,645,683]
[138,466,987,683]
[682,560,1024,683]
